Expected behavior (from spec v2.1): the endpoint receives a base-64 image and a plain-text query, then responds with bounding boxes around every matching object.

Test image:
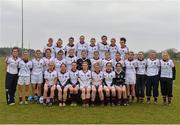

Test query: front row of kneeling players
[16,49,176,107]
[43,61,127,107]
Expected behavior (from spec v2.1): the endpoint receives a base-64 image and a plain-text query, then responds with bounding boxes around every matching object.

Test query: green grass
[0,57,180,124]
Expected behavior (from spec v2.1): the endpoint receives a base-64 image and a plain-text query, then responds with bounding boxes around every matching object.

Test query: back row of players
[5,35,176,107]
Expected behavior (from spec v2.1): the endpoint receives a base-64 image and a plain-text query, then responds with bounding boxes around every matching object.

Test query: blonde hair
[162,51,170,59]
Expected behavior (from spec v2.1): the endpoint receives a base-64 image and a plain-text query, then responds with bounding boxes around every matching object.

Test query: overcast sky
[0,0,180,52]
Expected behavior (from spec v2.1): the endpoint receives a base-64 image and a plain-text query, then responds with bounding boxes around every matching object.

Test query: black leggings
[146,75,159,98]
[136,74,146,98]
[160,78,173,97]
[5,72,18,104]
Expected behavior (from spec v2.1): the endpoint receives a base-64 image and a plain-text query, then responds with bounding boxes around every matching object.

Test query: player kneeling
[103,62,116,106]
[69,62,79,106]
[43,62,57,106]
[78,61,91,107]
[114,63,127,106]
[57,63,70,107]
[91,63,104,106]
[18,50,32,105]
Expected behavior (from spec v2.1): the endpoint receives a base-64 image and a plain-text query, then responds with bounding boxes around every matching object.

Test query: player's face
[90,39,96,45]
[138,52,144,60]
[48,39,53,45]
[102,37,107,43]
[81,52,87,58]
[12,49,18,57]
[48,64,54,71]
[116,64,122,71]
[116,54,121,60]
[149,52,156,60]
[57,52,63,59]
[82,63,88,71]
[111,39,116,45]
[162,53,169,61]
[69,39,74,44]
[105,53,110,59]
[80,36,85,42]
[94,65,100,72]
[68,49,74,56]
[125,53,129,60]
[57,41,62,46]
[106,64,112,71]
[35,51,41,58]
[46,50,51,58]
[23,52,29,60]
[60,65,66,72]
[128,53,134,60]
[120,41,125,46]
[71,63,77,70]
[94,52,99,58]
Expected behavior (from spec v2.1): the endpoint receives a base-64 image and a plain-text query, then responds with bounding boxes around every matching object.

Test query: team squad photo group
[5,35,176,107]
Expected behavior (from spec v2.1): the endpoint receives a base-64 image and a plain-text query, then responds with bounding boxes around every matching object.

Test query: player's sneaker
[59,103,62,107]
[9,102,15,106]
[48,102,52,106]
[19,101,23,105]
[62,103,66,107]
[24,101,28,105]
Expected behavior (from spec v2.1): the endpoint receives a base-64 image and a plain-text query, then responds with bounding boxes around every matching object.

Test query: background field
[0,57,180,124]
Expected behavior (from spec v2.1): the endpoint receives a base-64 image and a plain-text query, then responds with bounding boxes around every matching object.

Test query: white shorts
[125,73,136,85]
[104,85,115,90]
[69,84,79,89]
[56,84,70,90]
[31,74,43,84]
[80,85,91,90]
[18,76,30,85]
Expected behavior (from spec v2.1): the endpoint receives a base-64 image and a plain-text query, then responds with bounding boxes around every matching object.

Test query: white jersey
[91,71,104,86]
[98,42,109,59]
[90,58,103,70]
[54,46,65,56]
[136,59,147,75]
[146,58,160,76]
[65,56,77,71]
[113,59,124,68]
[58,71,69,86]
[119,46,129,60]
[87,45,98,59]
[31,58,45,75]
[6,56,21,74]
[160,59,175,78]
[43,57,54,72]
[109,45,119,60]
[102,59,113,71]
[76,42,88,58]
[18,60,32,77]
[78,70,91,87]
[64,44,76,56]
[69,70,79,85]
[53,58,66,72]
[43,44,55,58]
[44,70,57,86]
[103,71,115,86]
[124,59,137,84]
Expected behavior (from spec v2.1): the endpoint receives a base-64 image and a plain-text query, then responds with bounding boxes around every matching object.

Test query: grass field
[0,57,180,124]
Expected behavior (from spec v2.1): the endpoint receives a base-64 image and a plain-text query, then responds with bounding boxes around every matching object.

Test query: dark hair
[12,47,19,52]
[45,48,52,53]
[116,63,123,67]
[106,62,112,66]
[101,35,107,39]
[57,50,64,54]
[69,37,74,40]
[60,63,67,67]
[120,37,126,43]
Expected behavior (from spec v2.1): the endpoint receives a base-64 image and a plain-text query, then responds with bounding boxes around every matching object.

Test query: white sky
[0,0,180,52]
